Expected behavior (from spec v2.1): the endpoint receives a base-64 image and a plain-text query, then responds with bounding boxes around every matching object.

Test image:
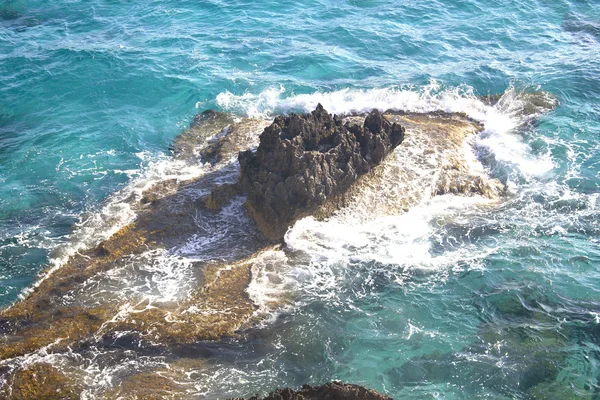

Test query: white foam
[287,194,493,268]
[217,82,485,117]
[255,194,496,308]
[98,249,199,303]
[242,198,491,319]
[245,248,297,321]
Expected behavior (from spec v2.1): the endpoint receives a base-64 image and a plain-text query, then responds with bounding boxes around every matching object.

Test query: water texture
[1,0,599,398]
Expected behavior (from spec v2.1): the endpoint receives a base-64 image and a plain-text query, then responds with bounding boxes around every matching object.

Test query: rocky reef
[233,381,392,400]
[210,104,404,240]
[0,105,505,398]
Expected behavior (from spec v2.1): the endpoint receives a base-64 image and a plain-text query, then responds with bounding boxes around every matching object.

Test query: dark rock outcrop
[236,104,404,240]
[233,381,393,400]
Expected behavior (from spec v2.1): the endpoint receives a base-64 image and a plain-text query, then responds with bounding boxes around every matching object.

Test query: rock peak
[237,105,405,240]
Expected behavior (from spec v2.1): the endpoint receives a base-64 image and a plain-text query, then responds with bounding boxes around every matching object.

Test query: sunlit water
[1,0,599,398]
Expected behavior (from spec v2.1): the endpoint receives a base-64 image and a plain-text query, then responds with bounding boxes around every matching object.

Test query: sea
[1,0,599,398]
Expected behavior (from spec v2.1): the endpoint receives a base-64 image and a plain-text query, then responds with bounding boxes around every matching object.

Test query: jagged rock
[231,381,392,400]
[237,104,404,240]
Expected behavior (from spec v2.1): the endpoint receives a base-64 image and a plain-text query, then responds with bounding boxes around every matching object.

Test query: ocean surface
[1,0,600,398]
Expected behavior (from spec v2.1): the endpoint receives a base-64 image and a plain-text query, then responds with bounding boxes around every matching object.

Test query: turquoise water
[1,0,600,398]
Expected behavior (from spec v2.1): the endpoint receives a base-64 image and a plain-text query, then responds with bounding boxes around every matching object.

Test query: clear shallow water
[1,0,600,398]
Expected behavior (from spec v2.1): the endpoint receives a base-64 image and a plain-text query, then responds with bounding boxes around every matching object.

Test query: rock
[0,363,82,400]
[232,381,392,400]
[237,104,404,240]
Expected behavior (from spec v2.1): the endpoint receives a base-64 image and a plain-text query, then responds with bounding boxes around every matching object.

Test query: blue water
[1,0,600,398]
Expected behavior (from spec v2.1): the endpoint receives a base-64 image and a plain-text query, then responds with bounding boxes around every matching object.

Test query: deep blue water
[1,0,600,398]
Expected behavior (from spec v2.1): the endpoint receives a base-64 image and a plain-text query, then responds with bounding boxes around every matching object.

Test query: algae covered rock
[0,363,82,400]
[237,104,404,240]
[171,109,235,162]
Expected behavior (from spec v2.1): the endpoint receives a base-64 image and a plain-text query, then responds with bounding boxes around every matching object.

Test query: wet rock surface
[234,381,393,400]
[0,364,82,400]
[236,104,404,240]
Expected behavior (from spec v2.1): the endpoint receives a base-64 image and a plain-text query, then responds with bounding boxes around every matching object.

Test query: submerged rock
[233,381,392,400]
[171,109,235,162]
[236,104,404,240]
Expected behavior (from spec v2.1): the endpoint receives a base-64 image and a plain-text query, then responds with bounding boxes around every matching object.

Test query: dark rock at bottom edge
[230,381,393,400]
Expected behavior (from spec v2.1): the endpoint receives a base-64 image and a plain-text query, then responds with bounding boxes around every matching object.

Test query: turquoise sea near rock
[1,0,600,398]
